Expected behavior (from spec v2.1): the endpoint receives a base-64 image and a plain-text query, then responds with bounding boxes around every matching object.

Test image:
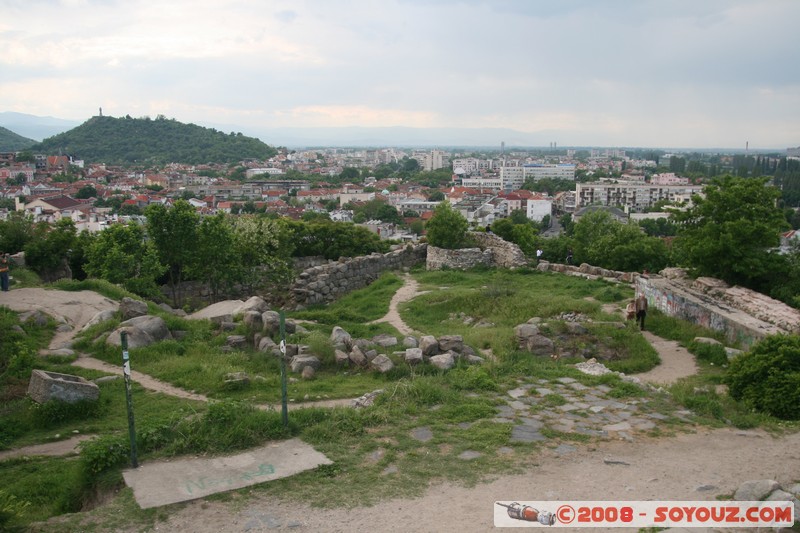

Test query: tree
[187,213,239,301]
[425,202,468,249]
[672,176,788,289]
[75,185,98,199]
[0,212,35,253]
[145,200,199,306]
[230,216,293,296]
[427,191,445,202]
[23,219,77,280]
[84,223,165,298]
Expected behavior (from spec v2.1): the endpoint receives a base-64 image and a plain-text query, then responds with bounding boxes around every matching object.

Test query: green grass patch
[291,272,403,324]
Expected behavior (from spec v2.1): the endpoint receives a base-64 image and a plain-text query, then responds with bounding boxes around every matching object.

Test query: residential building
[575,182,703,211]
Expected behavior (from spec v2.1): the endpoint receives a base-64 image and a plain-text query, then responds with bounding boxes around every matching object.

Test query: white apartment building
[413,149,448,171]
[246,168,284,178]
[576,182,704,212]
[460,177,503,190]
[452,158,496,175]
[650,173,689,185]
[499,164,576,192]
[526,197,553,222]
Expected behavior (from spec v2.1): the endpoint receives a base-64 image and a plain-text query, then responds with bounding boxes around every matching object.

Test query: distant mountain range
[0,112,81,142]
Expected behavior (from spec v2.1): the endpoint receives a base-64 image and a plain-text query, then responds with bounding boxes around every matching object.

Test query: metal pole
[279,311,289,428]
[121,331,138,468]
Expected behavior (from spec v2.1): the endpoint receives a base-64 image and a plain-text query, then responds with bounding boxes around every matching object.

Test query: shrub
[725,334,800,420]
[32,398,106,428]
[688,340,728,366]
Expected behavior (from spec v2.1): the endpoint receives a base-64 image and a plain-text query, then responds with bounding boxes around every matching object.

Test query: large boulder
[429,352,456,370]
[438,335,463,353]
[120,297,148,320]
[290,355,321,373]
[107,315,171,349]
[237,296,269,315]
[370,354,395,373]
[349,345,367,367]
[81,309,117,332]
[335,349,350,366]
[189,299,245,323]
[404,348,424,365]
[331,326,352,348]
[242,310,263,331]
[261,311,280,334]
[372,334,398,347]
[419,335,439,356]
[515,322,555,356]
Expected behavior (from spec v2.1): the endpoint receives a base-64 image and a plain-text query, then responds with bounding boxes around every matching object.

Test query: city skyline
[1,0,799,149]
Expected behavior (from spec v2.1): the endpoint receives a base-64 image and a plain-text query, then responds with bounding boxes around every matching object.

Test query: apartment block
[576,182,703,211]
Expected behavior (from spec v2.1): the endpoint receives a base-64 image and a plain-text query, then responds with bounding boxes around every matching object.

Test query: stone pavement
[495,376,687,446]
[122,438,332,509]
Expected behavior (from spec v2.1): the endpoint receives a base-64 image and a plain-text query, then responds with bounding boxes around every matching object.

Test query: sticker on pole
[279,340,286,355]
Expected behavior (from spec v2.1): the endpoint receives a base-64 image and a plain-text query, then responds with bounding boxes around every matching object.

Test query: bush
[688,341,728,366]
[725,334,800,420]
[32,398,105,428]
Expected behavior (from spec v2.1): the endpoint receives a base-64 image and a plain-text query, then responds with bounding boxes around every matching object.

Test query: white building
[499,164,575,192]
[526,197,553,222]
[576,182,704,211]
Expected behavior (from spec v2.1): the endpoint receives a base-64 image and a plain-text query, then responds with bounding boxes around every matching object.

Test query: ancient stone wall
[470,232,529,269]
[289,244,427,309]
[637,271,800,348]
[426,246,492,271]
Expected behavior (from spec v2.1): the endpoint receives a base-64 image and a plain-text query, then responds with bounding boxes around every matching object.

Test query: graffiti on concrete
[184,463,275,495]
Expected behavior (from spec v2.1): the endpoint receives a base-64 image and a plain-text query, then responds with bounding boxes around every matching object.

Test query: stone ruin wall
[289,244,427,309]
[426,232,529,271]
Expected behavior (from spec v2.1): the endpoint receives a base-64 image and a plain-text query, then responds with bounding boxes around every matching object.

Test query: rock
[107,315,172,348]
[372,334,398,347]
[93,375,120,384]
[301,366,316,380]
[725,347,744,359]
[463,354,485,365]
[25,310,50,327]
[363,349,377,361]
[331,326,352,348]
[81,309,117,332]
[734,480,780,501]
[404,348,424,365]
[474,319,494,328]
[28,369,99,404]
[564,322,588,335]
[258,336,278,353]
[284,320,297,334]
[520,333,555,356]
[514,323,539,340]
[694,337,722,345]
[119,297,148,320]
[284,344,299,357]
[237,296,269,315]
[349,345,367,366]
[352,389,383,408]
[429,352,455,370]
[290,355,321,373]
[334,349,350,366]
[223,372,250,388]
[189,299,245,323]
[575,358,614,376]
[107,326,155,349]
[261,311,280,334]
[369,354,395,373]
[219,321,237,331]
[419,335,439,356]
[403,336,418,348]
[438,335,463,353]
[48,348,75,357]
[226,335,248,348]
[242,311,263,331]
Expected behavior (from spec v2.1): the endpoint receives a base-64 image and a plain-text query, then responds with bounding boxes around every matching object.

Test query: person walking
[635,293,648,331]
[0,253,9,292]
[566,248,573,265]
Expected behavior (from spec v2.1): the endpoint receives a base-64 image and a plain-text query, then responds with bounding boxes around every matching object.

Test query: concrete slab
[123,438,331,509]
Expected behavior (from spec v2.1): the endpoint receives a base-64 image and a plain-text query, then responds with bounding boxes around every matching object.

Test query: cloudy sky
[2,0,799,148]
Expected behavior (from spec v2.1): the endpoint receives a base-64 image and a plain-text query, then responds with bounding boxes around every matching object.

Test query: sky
[1,0,799,149]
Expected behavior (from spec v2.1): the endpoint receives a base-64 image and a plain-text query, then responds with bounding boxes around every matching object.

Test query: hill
[0,125,36,151]
[31,115,278,164]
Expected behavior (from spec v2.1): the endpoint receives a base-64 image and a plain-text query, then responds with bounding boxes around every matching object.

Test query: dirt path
[368,273,427,335]
[0,434,94,461]
[137,427,800,533]
[635,331,699,385]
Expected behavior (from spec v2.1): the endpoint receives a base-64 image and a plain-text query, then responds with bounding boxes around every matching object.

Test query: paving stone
[497,405,516,418]
[633,420,657,431]
[458,450,482,460]
[617,411,632,419]
[519,418,544,430]
[568,382,590,391]
[554,444,577,455]
[411,427,433,442]
[595,384,612,393]
[535,388,554,396]
[382,464,398,475]
[508,388,528,399]
[577,428,608,437]
[550,424,574,433]
[497,447,514,455]
[573,402,591,409]
[589,405,606,413]
[603,422,632,432]
[508,400,528,410]
[556,377,577,384]
[511,425,547,443]
[583,394,603,403]
[647,412,668,420]
[492,417,515,424]
[557,403,580,412]
[617,431,635,442]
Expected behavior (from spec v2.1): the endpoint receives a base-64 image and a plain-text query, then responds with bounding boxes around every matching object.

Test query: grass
[3,267,799,530]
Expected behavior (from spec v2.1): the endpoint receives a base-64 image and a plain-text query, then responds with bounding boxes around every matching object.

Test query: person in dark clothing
[0,253,9,292]
[635,293,648,331]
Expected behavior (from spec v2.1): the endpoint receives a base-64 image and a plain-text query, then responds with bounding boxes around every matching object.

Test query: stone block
[28,369,99,404]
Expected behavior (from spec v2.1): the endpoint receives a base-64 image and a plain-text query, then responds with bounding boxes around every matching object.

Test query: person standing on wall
[635,292,648,331]
[0,253,10,292]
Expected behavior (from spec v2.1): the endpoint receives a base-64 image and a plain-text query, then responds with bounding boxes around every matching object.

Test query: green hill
[31,115,277,164]
[0,126,36,151]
